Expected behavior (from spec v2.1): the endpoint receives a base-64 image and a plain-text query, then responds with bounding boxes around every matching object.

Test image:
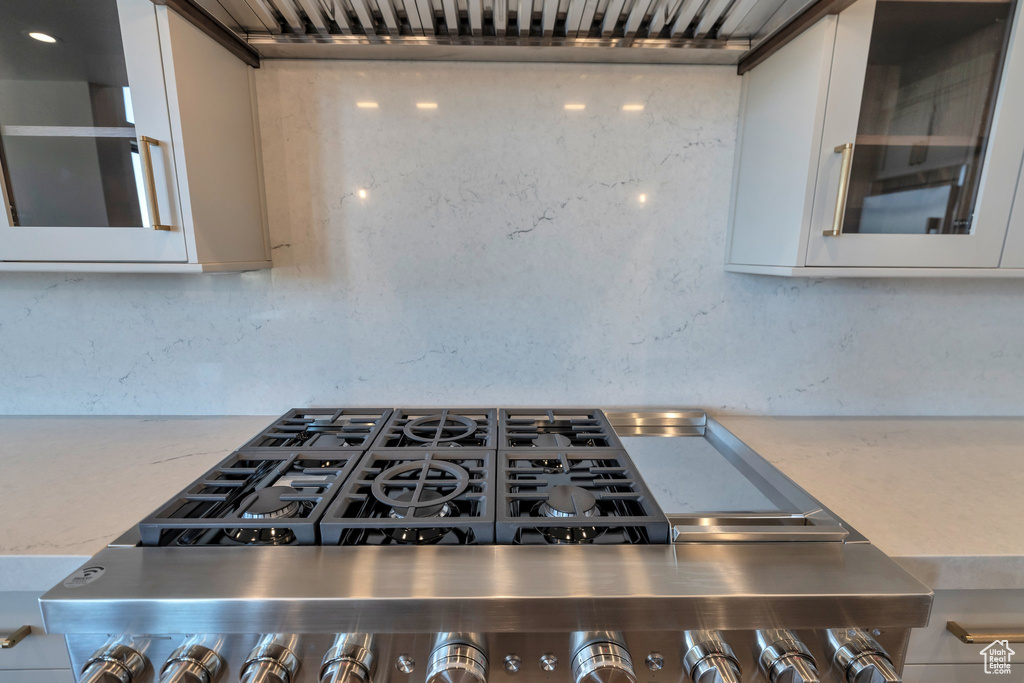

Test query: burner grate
[500,408,623,450]
[496,449,669,544]
[320,450,495,545]
[137,450,360,546]
[242,408,392,450]
[372,408,497,449]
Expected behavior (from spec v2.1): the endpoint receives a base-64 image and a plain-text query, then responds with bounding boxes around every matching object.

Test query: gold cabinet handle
[947,621,1024,644]
[1,625,31,649]
[139,135,171,231]
[824,142,855,236]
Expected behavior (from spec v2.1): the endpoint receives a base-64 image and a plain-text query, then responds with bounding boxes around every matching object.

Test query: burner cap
[240,486,302,520]
[539,485,599,518]
[388,489,453,520]
[533,433,573,448]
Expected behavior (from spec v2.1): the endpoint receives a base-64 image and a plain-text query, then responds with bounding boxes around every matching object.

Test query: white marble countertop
[1,415,1020,591]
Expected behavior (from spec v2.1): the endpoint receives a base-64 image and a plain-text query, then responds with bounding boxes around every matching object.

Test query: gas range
[40,409,932,683]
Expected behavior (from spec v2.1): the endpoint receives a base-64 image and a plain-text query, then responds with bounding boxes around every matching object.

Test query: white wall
[1,60,1023,415]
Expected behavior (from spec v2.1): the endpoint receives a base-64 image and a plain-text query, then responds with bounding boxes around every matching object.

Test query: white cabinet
[0,592,71,679]
[899,588,1024,682]
[726,0,1024,277]
[0,0,270,273]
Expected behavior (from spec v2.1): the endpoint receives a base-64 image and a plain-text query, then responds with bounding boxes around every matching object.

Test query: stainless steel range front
[40,409,932,683]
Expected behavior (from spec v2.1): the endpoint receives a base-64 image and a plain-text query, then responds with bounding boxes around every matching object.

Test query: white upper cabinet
[727,0,1024,276]
[0,0,270,272]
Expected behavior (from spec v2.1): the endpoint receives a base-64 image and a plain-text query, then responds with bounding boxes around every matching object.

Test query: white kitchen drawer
[903,663,1008,683]
[906,589,1024,665]
[0,671,74,683]
[0,592,70,671]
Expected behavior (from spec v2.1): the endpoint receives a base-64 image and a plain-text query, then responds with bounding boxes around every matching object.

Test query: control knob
[160,640,225,683]
[240,635,301,683]
[827,629,901,683]
[427,637,489,683]
[79,642,147,683]
[756,630,820,683]
[571,632,637,683]
[321,634,376,683]
[683,631,741,683]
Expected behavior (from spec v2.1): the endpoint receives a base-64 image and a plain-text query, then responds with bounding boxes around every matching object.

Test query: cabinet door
[0,0,187,262]
[804,0,1023,268]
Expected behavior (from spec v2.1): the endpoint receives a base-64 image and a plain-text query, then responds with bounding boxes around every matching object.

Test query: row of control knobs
[573,630,901,683]
[76,629,901,683]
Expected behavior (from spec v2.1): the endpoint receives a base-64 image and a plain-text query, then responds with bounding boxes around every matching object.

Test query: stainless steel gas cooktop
[40,408,932,683]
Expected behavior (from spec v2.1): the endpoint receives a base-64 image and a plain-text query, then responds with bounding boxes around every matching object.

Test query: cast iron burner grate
[242,408,392,449]
[499,408,622,450]
[496,449,669,544]
[137,450,360,546]
[372,408,497,449]
[319,450,495,545]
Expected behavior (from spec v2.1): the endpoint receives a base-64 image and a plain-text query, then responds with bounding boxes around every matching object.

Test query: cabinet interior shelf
[855,134,981,147]
[1,125,136,138]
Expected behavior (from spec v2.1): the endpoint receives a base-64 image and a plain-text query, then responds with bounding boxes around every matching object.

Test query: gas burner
[137,451,360,546]
[497,450,669,545]
[320,451,495,545]
[225,526,297,546]
[537,485,600,518]
[387,489,454,520]
[535,485,607,544]
[384,490,458,544]
[500,408,622,449]
[535,434,573,448]
[373,409,497,448]
[239,486,303,519]
[242,408,391,449]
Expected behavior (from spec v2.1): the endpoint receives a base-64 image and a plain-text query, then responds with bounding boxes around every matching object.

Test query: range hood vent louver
[195,0,822,63]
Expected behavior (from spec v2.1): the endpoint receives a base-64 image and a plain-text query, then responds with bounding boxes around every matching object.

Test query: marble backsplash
[1,60,1023,415]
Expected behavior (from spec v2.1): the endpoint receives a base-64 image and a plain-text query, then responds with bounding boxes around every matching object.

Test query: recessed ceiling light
[564,103,586,111]
[622,104,645,111]
[28,32,58,43]
[356,101,379,108]
[416,102,438,109]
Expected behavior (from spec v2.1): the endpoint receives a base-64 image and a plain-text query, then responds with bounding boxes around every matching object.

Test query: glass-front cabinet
[805,0,1022,268]
[0,0,186,262]
[0,0,269,272]
[727,0,1024,274]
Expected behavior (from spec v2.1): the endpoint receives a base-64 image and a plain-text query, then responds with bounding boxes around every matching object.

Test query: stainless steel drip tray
[607,411,856,543]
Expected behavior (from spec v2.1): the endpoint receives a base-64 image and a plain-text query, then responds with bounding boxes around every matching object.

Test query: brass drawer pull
[824,142,855,237]
[139,135,172,231]
[1,625,31,649]
[947,621,1024,644]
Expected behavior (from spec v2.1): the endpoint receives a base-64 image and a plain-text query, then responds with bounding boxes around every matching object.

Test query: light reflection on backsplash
[1,61,1023,415]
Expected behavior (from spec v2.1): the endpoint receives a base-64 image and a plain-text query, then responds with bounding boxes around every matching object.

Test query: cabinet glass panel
[845,0,1015,235]
[0,0,149,227]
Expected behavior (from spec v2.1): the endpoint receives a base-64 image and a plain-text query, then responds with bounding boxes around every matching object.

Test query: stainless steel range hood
[185,0,827,64]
